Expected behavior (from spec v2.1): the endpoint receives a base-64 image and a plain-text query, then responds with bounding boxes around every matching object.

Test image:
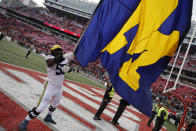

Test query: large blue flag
[74,0,192,116]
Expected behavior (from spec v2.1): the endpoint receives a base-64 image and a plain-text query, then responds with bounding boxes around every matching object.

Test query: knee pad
[49,105,56,112]
[28,107,40,119]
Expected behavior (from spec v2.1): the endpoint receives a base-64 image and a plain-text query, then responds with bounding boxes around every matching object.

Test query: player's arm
[46,54,64,67]
[46,59,56,67]
[61,52,75,71]
[63,52,74,60]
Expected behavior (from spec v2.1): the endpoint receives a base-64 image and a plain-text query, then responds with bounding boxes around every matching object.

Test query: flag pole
[73,0,103,53]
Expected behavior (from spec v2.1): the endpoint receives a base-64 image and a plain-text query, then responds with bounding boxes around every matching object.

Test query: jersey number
[56,64,65,75]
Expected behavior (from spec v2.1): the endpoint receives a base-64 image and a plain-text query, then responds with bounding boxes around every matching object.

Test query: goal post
[163,25,196,94]
[163,25,196,131]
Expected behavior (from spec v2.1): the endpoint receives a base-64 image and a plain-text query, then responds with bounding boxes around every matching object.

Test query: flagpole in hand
[73,0,103,53]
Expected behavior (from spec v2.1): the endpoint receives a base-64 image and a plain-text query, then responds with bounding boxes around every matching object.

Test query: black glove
[67,66,73,73]
[53,54,64,64]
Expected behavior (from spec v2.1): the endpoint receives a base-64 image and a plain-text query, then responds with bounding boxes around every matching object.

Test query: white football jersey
[45,55,68,86]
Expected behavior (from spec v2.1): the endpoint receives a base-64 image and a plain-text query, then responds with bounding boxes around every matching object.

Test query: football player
[19,45,74,131]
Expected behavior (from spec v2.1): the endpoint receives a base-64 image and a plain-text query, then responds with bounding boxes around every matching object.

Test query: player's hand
[63,52,74,60]
[67,67,73,73]
[53,53,64,64]
[62,65,70,73]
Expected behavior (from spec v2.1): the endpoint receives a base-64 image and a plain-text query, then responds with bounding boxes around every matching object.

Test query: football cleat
[44,114,56,124]
[19,119,29,131]
[93,116,102,120]
[112,121,119,125]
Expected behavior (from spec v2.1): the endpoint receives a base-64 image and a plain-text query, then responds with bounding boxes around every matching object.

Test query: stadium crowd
[12,6,85,35]
[0,13,74,55]
[169,52,196,72]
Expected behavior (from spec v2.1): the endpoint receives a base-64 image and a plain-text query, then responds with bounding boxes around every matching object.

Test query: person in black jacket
[0,32,4,41]
[93,83,114,120]
[152,104,168,131]
[147,104,159,127]
[112,99,130,125]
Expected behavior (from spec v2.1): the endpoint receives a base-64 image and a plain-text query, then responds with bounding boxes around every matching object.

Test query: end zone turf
[0,61,168,131]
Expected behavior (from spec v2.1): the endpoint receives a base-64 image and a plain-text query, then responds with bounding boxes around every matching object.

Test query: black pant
[112,99,130,123]
[26,51,31,58]
[152,117,164,131]
[175,117,180,127]
[147,111,157,126]
[94,97,112,117]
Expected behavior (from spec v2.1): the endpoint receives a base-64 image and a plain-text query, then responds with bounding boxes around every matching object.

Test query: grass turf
[0,39,104,89]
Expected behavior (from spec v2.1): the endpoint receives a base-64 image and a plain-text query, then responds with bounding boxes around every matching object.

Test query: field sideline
[0,38,177,131]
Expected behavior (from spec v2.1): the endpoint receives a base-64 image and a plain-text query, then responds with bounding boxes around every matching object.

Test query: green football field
[0,38,177,131]
[0,39,105,89]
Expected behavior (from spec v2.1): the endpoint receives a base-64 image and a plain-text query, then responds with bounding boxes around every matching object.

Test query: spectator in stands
[93,83,114,120]
[112,99,130,125]
[186,119,195,131]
